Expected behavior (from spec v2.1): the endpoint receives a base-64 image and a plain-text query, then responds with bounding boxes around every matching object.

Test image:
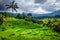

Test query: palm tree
[5,0,19,13]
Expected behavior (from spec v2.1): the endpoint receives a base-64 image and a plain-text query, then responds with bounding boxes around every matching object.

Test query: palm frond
[5,5,9,6]
[14,3,19,8]
[12,0,15,4]
[13,8,17,12]
[5,0,19,12]
[6,7,10,9]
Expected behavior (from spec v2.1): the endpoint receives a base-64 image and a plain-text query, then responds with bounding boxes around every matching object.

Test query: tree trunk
[12,9,13,16]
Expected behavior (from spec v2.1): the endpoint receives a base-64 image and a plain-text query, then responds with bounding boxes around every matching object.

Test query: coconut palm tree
[5,0,19,13]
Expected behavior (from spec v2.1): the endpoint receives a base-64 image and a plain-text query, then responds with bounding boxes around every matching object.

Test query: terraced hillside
[0,17,60,40]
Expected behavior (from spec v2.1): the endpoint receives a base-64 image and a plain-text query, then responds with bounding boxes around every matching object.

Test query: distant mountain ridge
[0,10,60,17]
[31,10,60,17]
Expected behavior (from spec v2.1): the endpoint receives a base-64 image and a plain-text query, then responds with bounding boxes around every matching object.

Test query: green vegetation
[0,0,60,40]
[0,17,60,40]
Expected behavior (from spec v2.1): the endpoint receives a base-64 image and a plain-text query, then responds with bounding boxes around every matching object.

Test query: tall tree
[16,13,21,19]
[21,12,26,19]
[27,13,32,17]
[5,0,19,13]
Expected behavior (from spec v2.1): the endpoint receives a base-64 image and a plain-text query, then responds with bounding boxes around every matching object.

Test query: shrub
[31,19,37,23]
[1,27,5,31]
[36,20,43,24]
[0,16,4,25]
[3,12,13,17]
[53,26,60,32]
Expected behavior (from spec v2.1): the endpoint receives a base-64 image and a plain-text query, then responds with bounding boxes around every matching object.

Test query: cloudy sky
[0,0,60,14]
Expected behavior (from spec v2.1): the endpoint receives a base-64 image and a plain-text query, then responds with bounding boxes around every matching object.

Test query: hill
[0,10,60,17]
[31,10,60,17]
[0,17,60,40]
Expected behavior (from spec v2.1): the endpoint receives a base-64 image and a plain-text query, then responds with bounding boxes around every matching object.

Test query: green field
[0,17,60,40]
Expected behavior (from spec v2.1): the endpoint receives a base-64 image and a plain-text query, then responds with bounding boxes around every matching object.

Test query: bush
[2,27,5,31]
[25,18,30,21]
[31,19,37,23]
[3,12,13,17]
[0,16,4,25]
[53,26,60,32]
[25,17,43,24]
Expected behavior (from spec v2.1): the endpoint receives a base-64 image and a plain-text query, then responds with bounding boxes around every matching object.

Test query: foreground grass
[0,17,60,40]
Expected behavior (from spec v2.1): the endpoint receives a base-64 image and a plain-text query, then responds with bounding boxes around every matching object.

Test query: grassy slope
[0,17,60,40]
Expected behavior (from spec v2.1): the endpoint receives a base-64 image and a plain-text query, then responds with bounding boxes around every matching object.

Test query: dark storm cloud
[0,0,11,11]
[0,0,60,13]
[0,4,5,10]
[56,0,60,2]
[35,0,47,4]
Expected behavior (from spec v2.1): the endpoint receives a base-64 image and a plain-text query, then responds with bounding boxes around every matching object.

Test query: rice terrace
[0,0,60,40]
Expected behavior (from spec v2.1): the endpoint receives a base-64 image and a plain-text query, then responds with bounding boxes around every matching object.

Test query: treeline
[0,12,41,25]
[15,12,41,24]
[35,15,60,19]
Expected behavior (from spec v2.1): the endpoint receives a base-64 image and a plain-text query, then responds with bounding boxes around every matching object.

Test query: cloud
[15,0,48,13]
[35,0,47,4]
[41,0,60,12]
[0,0,60,14]
[31,7,50,14]
[0,0,11,11]
[56,0,60,2]
[15,0,60,13]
